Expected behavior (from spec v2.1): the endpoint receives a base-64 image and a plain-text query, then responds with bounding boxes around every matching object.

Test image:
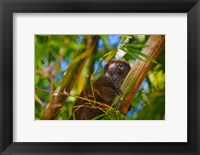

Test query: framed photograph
[0,0,200,154]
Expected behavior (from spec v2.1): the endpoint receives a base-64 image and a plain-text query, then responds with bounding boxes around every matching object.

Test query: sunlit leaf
[119,47,145,61]
[104,50,117,62]
[106,108,115,114]
[77,77,84,94]
[115,48,126,59]
[133,35,146,43]
[121,35,132,44]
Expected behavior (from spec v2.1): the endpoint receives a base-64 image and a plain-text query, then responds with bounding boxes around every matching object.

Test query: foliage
[35,35,165,120]
[126,48,165,120]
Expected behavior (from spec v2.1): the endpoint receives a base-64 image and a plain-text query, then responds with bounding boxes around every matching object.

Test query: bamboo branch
[112,35,165,114]
[42,35,99,120]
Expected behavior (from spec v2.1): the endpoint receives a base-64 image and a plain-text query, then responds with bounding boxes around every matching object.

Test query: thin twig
[35,87,111,109]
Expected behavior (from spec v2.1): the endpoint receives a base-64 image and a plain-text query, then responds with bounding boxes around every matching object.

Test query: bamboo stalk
[112,35,165,114]
[42,36,99,120]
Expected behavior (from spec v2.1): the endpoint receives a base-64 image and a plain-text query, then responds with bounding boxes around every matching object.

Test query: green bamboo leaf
[106,108,115,114]
[119,47,145,61]
[125,44,149,48]
[101,116,110,120]
[109,116,117,120]
[101,35,112,50]
[104,50,117,62]
[91,113,107,120]
[121,35,132,44]
[119,47,129,53]
[134,50,157,63]
[132,54,145,61]
[127,47,157,63]
[68,51,88,66]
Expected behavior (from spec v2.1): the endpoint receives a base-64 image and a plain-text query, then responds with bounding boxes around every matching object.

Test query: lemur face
[104,60,131,87]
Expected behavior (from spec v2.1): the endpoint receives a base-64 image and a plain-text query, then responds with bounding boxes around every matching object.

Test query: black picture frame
[0,0,200,154]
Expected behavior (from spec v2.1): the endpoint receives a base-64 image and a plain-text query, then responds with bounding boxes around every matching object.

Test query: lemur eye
[118,64,124,70]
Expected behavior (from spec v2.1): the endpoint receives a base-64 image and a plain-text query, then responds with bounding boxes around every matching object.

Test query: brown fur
[73,60,130,120]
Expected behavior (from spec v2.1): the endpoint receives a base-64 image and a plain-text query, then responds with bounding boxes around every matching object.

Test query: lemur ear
[104,60,131,76]
[104,61,119,74]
